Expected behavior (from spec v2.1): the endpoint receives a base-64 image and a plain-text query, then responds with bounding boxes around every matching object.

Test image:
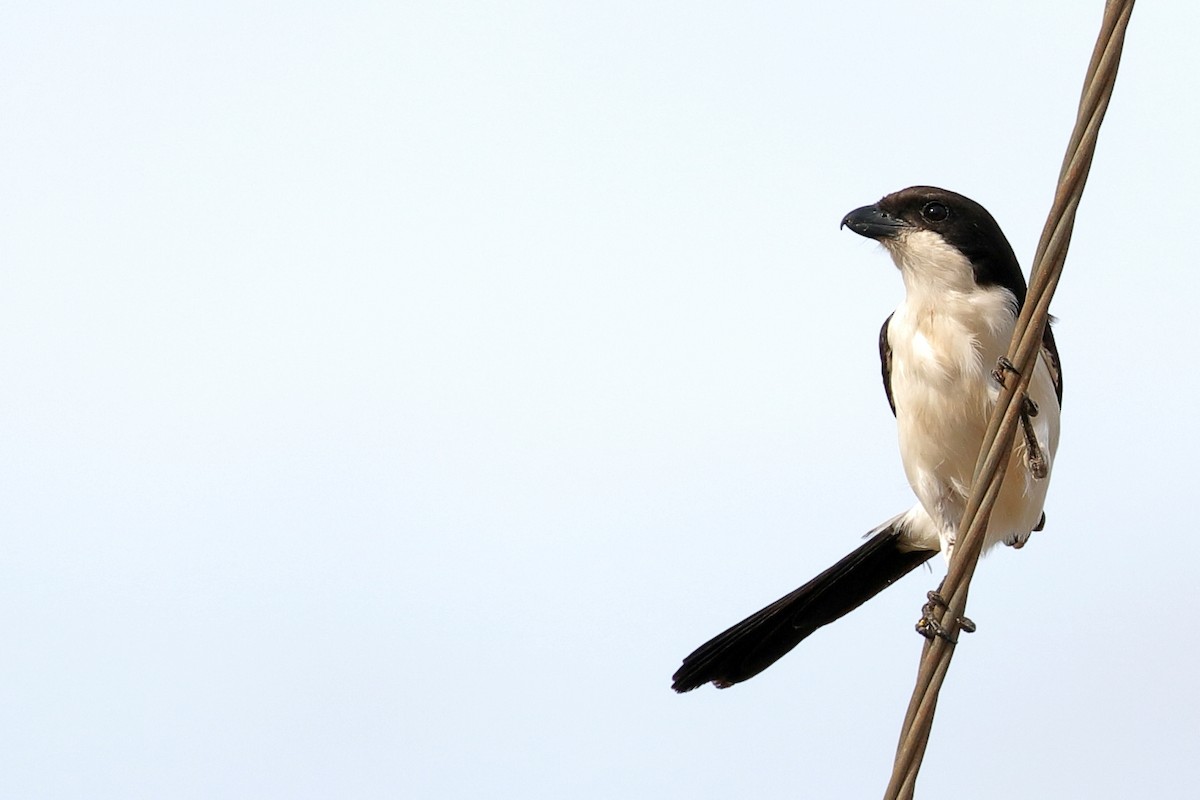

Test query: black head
[841,186,1027,304]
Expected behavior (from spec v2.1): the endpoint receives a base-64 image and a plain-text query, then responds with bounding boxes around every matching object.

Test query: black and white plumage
[671,186,1062,693]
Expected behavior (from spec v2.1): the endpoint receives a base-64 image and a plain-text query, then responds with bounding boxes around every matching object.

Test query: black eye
[922,201,949,222]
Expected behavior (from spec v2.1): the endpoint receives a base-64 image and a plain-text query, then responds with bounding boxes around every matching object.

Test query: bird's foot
[916,590,976,643]
[992,355,1019,387]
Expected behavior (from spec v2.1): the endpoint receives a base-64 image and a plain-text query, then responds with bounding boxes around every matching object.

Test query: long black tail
[671,524,936,692]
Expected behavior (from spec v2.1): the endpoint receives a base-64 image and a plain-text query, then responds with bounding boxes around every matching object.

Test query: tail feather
[671,523,936,692]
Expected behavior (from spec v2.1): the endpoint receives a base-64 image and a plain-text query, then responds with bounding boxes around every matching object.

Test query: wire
[882,2,1136,797]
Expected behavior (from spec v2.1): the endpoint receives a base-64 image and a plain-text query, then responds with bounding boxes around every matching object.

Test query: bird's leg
[1020,397,1049,479]
[916,584,976,643]
[994,356,1049,480]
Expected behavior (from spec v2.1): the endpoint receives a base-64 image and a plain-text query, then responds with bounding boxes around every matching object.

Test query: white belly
[888,292,1060,556]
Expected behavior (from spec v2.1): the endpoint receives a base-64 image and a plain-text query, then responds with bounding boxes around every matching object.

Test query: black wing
[1041,322,1064,407]
[879,313,896,416]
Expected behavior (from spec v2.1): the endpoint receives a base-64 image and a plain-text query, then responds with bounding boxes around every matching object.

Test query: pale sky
[3,3,1197,798]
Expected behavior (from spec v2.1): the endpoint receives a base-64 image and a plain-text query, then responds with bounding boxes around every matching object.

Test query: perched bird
[671,186,1062,693]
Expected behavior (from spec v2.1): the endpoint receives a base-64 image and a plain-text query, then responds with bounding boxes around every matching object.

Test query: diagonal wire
[882,2,1135,798]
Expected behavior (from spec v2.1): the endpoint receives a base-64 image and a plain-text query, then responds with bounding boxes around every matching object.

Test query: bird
[671,186,1062,693]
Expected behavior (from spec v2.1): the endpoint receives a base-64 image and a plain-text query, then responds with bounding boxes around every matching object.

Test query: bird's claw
[916,590,976,643]
[992,355,1019,387]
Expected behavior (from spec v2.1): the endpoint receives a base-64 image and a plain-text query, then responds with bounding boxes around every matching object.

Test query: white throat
[885,230,992,301]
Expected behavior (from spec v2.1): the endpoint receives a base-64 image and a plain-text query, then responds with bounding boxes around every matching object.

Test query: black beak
[840,205,911,240]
